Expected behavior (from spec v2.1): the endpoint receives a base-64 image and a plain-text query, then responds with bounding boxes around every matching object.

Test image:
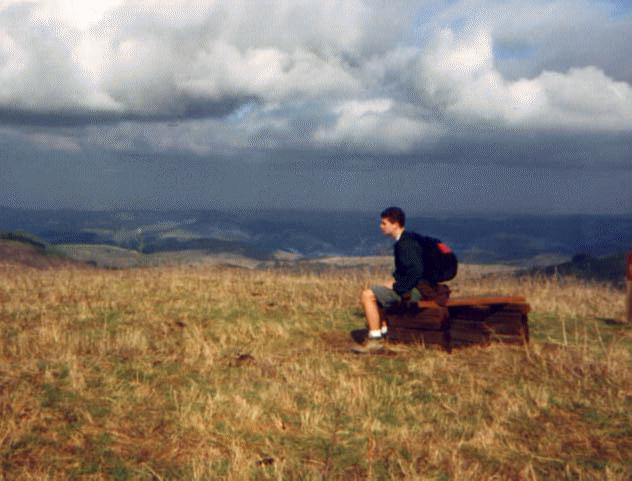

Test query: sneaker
[351,337,385,354]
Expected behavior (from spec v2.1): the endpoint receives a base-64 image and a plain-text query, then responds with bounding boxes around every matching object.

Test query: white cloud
[181,42,359,102]
[32,0,126,30]
[0,3,122,112]
[0,0,414,115]
[1,0,631,160]
[430,0,632,83]
[416,28,632,131]
[313,98,441,152]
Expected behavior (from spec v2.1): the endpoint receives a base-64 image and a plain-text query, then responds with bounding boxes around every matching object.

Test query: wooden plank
[388,314,448,330]
[449,303,530,315]
[388,328,449,348]
[383,295,532,349]
[449,328,490,344]
[449,309,528,322]
[385,304,448,330]
[387,300,449,311]
[387,304,446,316]
[445,296,527,306]
[450,340,487,348]
[418,297,529,312]
[449,302,530,311]
[486,323,525,336]
[450,319,526,336]
[449,323,528,344]
[417,301,443,309]
[449,313,528,323]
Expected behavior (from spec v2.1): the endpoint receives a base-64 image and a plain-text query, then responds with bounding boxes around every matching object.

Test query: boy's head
[380,207,406,237]
[380,206,405,227]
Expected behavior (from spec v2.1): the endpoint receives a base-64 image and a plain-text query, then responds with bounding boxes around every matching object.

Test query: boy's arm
[392,238,424,296]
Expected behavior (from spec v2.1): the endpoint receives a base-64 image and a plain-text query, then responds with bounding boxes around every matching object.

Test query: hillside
[0,239,89,270]
[52,244,279,269]
[1,260,630,480]
[2,207,632,263]
[533,252,628,286]
[0,233,274,270]
[3,227,628,286]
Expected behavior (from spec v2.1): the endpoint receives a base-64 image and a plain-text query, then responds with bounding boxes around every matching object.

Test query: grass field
[1,259,631,480]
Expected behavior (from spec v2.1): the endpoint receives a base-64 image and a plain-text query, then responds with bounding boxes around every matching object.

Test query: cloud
[0,0,416,124]
[0,4,120,114]
[431,0,632,83]
[415,28,632,131]
[0,0,631,168]
[180,42,359,103]
[313,98,442,153]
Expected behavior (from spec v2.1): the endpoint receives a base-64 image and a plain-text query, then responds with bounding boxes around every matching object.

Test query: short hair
[380,206,406,227]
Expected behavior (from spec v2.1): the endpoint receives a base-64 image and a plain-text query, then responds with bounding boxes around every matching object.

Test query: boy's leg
[360,288,382,332]
[380,280,393,332]
[360,285,401,333]
[354,285,399,353]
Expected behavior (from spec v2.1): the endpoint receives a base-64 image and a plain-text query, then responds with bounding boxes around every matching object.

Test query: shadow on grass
[596,317,632,327]
[350,328,368,344]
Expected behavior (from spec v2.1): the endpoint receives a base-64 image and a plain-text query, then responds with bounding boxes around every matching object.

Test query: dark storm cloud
[3,137,632,215]
[0,96,255,126]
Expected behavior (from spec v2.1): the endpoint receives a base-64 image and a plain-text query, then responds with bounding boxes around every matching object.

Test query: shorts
[371,285,421,309]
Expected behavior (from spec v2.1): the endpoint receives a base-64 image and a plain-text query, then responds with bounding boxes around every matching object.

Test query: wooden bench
[386,296,530,351]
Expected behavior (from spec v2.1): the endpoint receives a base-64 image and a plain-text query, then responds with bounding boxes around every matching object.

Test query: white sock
[381,325,388,335]
[368,329,382,339]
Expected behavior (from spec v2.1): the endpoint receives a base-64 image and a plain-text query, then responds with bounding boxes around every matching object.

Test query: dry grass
[1,261,631,480]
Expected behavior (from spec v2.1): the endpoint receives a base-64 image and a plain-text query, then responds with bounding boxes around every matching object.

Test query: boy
[353,207,451,353]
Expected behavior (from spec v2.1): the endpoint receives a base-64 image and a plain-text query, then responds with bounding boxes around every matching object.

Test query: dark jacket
[392,230,427,296]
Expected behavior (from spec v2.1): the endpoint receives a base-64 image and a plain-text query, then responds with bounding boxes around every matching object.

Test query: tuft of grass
[0,262,631,480]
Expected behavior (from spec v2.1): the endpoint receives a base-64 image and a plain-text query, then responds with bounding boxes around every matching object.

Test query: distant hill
[2,206,632,263]
[3,228,628,283]
[0,237,89,270]
[53,244,265,269]
[0,231,48,249]
[529,252,628,286]
[1,230,293,269]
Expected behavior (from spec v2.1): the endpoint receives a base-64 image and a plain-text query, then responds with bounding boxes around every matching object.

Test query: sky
[1,0,632,215]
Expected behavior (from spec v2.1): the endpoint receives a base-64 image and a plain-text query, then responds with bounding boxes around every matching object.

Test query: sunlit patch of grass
[1,262,631,480]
